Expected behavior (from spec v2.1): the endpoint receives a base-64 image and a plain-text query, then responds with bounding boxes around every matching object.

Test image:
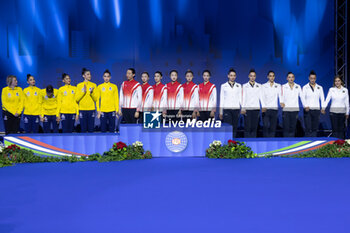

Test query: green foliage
[0,141,152,168]
[289,140,350,158]
[206,140,257,159]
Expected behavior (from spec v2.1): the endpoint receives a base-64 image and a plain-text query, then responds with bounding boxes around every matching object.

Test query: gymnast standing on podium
[219,68,242,138]
[1,75,23,134]
[198,70,216,121]
[241,69,265,138]
[118,68,142,123]
[95,69,119,132]
[182,70,199,122]
[323,75,349,139]
[75,68,97,133]
[152,71,167,118]
[140,72,153,123]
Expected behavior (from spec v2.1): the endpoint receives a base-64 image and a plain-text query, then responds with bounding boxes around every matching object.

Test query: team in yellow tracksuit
[1,75,23,134]
[95,70,119,132]
[41,86,59,133]
[23,75,42,133]
[75,68,97,133]
[57,73,79,133]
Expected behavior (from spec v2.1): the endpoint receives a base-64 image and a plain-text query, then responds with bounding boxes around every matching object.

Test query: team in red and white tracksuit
[166,81,183,110]
[198,81,217,120]
[141,83,153,112]
[152,82,167,112]
[182,81,199,111]
[119,79,142,123]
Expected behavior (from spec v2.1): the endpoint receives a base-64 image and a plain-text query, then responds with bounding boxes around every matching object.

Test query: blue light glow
[113,0,121,28]
[150,0,162,38]
[92,0,102,20]
[51,1,65,41]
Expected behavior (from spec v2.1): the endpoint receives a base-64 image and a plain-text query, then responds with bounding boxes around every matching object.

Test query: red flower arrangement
[6,144,20,151]
[334,139,346,146]
[113,141,127,150]
[228,140,237,145]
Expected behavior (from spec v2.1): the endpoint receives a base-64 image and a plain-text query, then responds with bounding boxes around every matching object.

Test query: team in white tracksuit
[281,72,304,137]
[261,71,283,137]
[241,69,265,138]
[219,69,242,137]
[323,76,349,139]
[302,71,325,137]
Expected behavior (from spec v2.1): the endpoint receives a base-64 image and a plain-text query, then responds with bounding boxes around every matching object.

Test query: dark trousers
[139,111,144,124]
[43,115,58,133]
[23,114,40,133]
[182,110,194,122]
[122,108,137,123]
[304,110,320,137]
[223,109,240,138]
[244,110,260,138]
[80,110,95,133]
[199,111,213,121]
[263,109,278,137]
[61,113,75,133]
[283,111,298,137]
[330,112,346,139]
[2,110,21,134]
[100,111,116,132]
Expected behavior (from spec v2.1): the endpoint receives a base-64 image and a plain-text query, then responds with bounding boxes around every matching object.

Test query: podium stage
[3,124,337,157]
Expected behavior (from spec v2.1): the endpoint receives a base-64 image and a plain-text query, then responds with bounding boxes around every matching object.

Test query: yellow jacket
[1,86,24,115]
[41,88,58,117]
[75,81,97,111]
[96,82,119,112]
[57,85,79,115]
[23,86,42,115]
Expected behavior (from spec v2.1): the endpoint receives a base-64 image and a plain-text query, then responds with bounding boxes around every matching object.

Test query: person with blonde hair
[1,75,24,134]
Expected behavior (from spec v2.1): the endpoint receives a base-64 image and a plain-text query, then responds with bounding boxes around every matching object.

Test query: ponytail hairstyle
[82,67,90,75]
[26,74,33,81]
[141,71,149,77]
[267,70,275,76]
[62,73,69,80]
[185,70,194,76]
[202,69,211,76]
[128,68,136,75]
[104,69,111,76]
[169,70,178,75]
[46,85,54,94]
[155,71,163,77]
[248,69,256,75]
[228,68,236,75]
[309,70,316,77]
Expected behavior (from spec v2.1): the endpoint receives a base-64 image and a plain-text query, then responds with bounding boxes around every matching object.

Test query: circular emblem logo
[165,131,188,153]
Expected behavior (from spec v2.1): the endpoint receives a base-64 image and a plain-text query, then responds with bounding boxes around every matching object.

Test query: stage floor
[1,158,349,233]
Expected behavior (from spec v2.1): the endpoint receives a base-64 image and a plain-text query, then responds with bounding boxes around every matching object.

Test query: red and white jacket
[166,81,183,110]
[182,81,199,111]
[119,79,142,111]
[152,82,167,111]
[141,83,154,112]
[198,82,217,111]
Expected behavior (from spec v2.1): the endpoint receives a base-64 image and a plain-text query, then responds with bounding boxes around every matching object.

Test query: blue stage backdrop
[0,0,334,132]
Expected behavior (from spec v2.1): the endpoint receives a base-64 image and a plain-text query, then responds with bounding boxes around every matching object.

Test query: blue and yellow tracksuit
[96,82,119,132]
[1,86,24,134]
[57,85,79,133]
[23,86,42,133]
[75,81,97,133]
